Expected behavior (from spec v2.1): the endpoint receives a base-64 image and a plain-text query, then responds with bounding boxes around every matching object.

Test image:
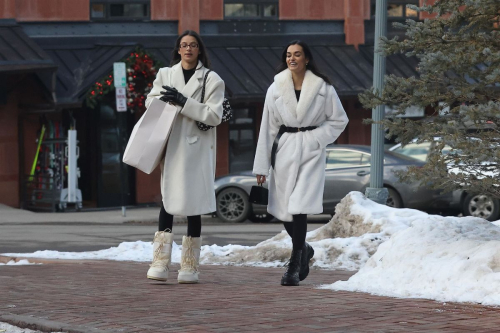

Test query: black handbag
[249,185,269,205]
[196,70,232,131]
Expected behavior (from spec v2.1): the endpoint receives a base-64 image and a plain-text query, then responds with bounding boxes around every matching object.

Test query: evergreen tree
[360,0,500,197]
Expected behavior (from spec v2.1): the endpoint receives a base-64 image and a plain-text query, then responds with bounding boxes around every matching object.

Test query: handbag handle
[200,69,212,103]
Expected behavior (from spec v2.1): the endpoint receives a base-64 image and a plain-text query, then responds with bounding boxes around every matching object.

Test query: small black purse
[196,70,233,131]
[249,185,268,205]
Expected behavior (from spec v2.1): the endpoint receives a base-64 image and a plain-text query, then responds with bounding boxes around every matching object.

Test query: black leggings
[159,206,202,237]
[283,214,307,250]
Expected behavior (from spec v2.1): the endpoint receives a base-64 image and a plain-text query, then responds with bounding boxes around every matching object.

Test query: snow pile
[0,259,38,266]
[2,241,180,263]
[201,192,421,269]
[0,321,62,333]
[324,212,500,305]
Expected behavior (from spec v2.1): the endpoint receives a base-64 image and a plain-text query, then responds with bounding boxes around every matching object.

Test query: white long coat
[146,61,224,216]
[253,69,349,222]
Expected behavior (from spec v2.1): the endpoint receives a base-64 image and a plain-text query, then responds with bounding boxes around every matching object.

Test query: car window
[326,150,364,169]
[361,153,371,165]
[391,142,431,162]
[441,145,454,155]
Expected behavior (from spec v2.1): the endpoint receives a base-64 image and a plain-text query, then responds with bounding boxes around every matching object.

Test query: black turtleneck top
[295,90,301,101]
[183,67,196,84]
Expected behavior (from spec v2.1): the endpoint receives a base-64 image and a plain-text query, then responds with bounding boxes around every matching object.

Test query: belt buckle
[298,128,301,132]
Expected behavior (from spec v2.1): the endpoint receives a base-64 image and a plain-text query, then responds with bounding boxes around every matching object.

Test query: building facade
[0,0,422,209]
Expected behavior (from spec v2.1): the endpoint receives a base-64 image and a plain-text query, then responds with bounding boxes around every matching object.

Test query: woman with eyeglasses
[253,40,348,286]
[144,30,225,284]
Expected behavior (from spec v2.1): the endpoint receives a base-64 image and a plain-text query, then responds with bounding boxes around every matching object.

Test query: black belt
[271,125,317,169]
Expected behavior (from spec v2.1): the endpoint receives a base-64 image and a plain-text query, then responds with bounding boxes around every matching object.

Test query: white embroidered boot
[178,236,202,284]
[147,230,174,281]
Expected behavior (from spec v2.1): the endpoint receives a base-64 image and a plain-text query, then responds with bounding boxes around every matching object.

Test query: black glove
[159,93,170,103]
[160,86,187,107]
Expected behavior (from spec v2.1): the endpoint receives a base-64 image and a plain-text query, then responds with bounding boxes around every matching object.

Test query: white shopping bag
[123,98,178,174]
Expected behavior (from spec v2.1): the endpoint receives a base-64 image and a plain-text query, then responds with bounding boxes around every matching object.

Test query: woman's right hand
[256,175,266,185]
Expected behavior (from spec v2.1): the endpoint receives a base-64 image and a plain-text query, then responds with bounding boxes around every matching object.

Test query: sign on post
[116,87,127,112]
[113,62,127,112]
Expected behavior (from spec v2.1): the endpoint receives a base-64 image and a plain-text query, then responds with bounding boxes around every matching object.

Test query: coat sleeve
[145,67,167,109]
[179,73,225,127]
[311,85,349,149]
[253,86,280,176]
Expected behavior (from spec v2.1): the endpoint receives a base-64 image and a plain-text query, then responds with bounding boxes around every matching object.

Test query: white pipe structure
[67,129,79,203]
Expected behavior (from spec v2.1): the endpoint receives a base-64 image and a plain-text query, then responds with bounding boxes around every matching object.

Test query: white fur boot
[178,236,202,284]
[147,230,174,281]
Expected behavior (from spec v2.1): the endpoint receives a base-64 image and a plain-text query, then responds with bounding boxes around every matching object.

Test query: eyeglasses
[180,43,199,49]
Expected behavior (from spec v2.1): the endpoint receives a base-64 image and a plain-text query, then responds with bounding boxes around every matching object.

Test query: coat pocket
[186,135,199,144]
[305,131,320,151]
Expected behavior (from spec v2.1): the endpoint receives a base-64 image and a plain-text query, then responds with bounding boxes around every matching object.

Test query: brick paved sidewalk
[1,258,499,333]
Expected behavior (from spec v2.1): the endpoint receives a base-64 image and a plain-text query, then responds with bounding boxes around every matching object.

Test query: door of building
[96,97,135,207]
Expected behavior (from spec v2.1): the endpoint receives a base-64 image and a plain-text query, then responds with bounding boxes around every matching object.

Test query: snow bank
[324,210,500,305]
[0,259,38,266]
[201,192,422,270]
[2,241,177,263]
[0,321,62,333]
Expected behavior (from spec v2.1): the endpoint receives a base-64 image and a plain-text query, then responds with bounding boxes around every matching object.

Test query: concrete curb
[0,314,117,333]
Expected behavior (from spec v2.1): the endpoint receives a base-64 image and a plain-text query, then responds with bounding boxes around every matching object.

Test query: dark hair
[276,40,331,85]
[170,30,211,69]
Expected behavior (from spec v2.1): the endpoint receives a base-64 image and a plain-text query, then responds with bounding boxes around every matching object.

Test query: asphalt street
[0,217,327,254]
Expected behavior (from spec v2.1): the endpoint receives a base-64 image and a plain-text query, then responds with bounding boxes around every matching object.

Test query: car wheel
[248,213,274,223]
[385,188,403,208]
[216,187,251,223]
[463,193,500,221]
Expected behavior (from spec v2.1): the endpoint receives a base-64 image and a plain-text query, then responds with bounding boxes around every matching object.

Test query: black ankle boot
[281,249,302,286]
[299,242,314,281]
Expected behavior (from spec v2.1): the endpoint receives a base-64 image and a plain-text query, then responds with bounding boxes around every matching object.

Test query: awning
[31,35,420,105]
[0,20,56,74]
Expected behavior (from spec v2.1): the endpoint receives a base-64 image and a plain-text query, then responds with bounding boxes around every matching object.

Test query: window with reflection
[371,0,419,20]
[387,4,403,17]
[326,150,364,169]
[90,1,149,20]
[392,142,431,162]
[224,1,278,19]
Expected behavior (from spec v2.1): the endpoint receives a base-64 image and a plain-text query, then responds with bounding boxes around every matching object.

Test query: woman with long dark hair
[144,30,225,284]
[253,40,348,286]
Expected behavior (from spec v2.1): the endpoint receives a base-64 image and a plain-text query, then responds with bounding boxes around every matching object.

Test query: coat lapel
[296,70,324,123]
[181,60,205,99]
[274,69,298,119]
[274,69,325,123]
[171,62,185,90]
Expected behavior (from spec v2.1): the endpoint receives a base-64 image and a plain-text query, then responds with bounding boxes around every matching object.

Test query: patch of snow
[0,259,38,266]
[0,322,63,333]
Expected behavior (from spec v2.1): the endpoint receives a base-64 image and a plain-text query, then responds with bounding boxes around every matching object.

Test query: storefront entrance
[95,97,136,207]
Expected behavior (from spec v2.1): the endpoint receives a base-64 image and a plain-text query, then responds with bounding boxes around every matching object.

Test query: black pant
[159,205,201,237]
[283,214,307,250]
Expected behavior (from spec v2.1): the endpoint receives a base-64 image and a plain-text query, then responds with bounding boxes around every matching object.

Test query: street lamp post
[365,0,389,204]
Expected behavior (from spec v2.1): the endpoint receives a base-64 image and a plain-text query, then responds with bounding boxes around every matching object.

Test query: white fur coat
[145,61,224,216]
[253,69,348,222]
